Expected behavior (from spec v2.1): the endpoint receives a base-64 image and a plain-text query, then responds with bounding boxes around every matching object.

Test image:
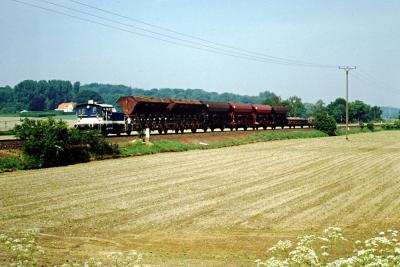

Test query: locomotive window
[77,106,103,117]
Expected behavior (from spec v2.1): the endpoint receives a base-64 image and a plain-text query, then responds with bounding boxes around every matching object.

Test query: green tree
[263,95,284,106]
[369,106,382,121]
[306,100,326,118]
[287,96,305,117]
[28,96,46,111]
[74,90,104,104]
[73,81,80,96]
[314,113,337,136]
[349,100,371,122]
[327,98,346,123]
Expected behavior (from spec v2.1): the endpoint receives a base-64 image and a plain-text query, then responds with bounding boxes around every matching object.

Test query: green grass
[0,129,15,135]
[0,156,24,172]
[120,130,328,156]
[335,127,383,136]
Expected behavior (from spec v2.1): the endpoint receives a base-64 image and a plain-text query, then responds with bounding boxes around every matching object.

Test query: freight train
[74,96,313,135]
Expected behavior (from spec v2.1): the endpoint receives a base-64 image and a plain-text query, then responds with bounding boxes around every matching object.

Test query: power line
[11,0,337,68]
[35,0,322,67]
[66,0,337,68]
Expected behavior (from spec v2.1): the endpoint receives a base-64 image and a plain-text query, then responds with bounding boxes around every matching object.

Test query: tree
[349,100,370,122]
[369,106,382,121]
[29,97,46,111]
[74,90,104,104]
[263,95,285,106]
[306,100,326,118]
[314,113,337,136]
[287,96,305,117]
[327,98,346,123]
[73,81,80,96]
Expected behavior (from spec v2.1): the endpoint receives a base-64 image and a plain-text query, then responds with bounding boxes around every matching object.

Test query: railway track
[0,124,370,149]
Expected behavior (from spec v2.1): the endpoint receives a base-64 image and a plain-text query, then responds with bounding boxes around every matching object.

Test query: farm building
[55,102,76,112]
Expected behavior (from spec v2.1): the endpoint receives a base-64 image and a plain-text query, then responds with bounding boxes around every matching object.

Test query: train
[74,96,313,135]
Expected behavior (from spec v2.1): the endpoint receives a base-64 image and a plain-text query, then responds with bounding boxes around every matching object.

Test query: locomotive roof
[76,103,114,109]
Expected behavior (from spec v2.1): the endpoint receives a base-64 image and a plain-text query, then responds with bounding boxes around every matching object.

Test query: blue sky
[1,0,399,106]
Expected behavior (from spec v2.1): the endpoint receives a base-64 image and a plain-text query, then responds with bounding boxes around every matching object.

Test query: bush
[14,118,118,168]
[366,122,374,131]
[359,122,365,129]
[0,156,24,171]
[313,113,337,136]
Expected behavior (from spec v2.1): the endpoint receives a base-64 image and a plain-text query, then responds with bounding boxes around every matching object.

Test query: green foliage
[313,113,337,136]
[286,96,305,117]
[19,110,65,117]
[306,100,326,118]
[366,122,374,131]
[74,90,104,104]
[82,83,276,105]
[14,118,118,168]
[359,122,365,129]
[0,156,24,172]
[121,130,327,156]
[326,98,382,123]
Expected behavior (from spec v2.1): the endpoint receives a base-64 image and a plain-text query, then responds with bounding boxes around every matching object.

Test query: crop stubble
[1,131,400,265]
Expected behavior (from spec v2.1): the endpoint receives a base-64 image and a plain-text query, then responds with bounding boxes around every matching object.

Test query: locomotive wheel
[281,125,284,129]
[180,128,184,134]
[191,128,197,133]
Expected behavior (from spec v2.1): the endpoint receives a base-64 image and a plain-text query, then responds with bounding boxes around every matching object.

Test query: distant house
[55,102,77,112]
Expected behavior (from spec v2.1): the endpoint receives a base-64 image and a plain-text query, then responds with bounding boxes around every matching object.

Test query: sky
[0,0,399,106]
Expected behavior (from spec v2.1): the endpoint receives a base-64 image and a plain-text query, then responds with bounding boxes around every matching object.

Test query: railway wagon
[117,96,207,134]
[115,95,312,135]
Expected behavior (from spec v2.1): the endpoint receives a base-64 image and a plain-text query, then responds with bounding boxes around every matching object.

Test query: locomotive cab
[74,100,127,135]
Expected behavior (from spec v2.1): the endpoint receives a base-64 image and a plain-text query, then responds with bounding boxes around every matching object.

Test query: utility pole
[339,66,356,140]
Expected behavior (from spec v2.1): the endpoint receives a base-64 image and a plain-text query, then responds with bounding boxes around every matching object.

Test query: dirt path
[1,131,400,266]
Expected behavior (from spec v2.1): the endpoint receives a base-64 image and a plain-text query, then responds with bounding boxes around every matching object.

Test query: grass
[0,156,24,171]
[1,131,400,265]
[120,130,328,156]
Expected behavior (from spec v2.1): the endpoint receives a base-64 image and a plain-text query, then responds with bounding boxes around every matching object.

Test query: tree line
[0,80,384,122]
[263,95,383,122]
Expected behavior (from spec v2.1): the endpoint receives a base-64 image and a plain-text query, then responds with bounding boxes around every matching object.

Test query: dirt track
[1,131,400,266]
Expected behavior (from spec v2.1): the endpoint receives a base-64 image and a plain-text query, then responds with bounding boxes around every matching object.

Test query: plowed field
[1,131,400,266]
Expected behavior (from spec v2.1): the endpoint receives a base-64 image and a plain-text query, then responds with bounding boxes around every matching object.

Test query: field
[1,131,400,266]
[0,115,76,131]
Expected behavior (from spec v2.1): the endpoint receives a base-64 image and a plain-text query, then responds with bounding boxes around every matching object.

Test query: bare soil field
[1,131,400,266]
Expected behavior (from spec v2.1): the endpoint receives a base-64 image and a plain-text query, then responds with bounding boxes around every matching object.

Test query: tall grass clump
[0,156,24,171]
[256,227,400,267]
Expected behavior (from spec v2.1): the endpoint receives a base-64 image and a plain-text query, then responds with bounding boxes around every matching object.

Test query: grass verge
[0,156,25,172]
[120,130,328,156]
